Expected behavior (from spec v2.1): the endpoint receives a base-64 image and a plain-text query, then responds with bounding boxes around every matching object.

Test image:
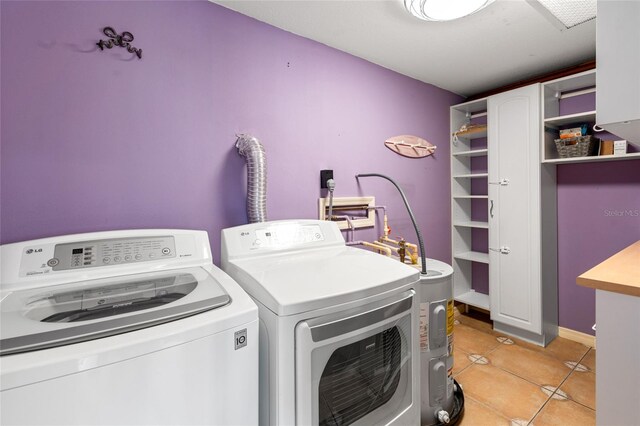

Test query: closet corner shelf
[452,126,487,139]
[454,251,489,264]
[454,290,490,310]
[544,110,596,127]
[453,221,489,229]
[452,149,488,157]
[453,173,488,179]
[542,152,640,164]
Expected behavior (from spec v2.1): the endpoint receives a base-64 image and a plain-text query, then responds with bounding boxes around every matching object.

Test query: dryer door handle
[304,290,414,342]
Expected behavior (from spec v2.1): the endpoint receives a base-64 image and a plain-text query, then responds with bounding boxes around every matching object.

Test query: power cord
[326,179,335,220]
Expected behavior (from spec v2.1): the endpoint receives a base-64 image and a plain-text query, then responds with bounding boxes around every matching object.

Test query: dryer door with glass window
[295,290,416,426]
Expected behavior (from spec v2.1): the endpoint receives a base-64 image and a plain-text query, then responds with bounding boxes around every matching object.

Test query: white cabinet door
[596,0,640,143]
[488,84,541,334]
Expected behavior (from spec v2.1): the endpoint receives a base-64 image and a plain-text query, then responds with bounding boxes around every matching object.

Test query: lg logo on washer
[26,248,43,254]
[234,328,247,350]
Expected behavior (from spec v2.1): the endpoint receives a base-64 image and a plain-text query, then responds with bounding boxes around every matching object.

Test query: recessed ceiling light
[404,0,495,21]
[527,0,596,30]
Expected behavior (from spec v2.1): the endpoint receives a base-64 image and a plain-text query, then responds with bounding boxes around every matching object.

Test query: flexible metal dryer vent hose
[236,134,267,223]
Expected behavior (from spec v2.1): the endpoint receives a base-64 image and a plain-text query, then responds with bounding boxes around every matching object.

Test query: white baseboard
[558,326,596,349]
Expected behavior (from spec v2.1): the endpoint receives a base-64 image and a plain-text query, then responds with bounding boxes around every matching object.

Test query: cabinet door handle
[490,200,494,218]
[489,178,509,186]
[489,246,511,254]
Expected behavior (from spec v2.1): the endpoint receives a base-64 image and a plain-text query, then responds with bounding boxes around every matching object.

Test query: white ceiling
[212,0,596,97]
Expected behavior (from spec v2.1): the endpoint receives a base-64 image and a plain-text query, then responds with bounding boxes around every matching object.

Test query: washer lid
[227,246,419,316]
[0,267,230,356]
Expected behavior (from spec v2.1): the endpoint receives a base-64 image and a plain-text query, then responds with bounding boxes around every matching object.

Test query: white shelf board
[452,149,488,157]
[451,98,488,115]
[453,221,489,229]
[454,251,489,264]
[543,152,640,164]
[453,173,488,179]
[544,110,596,127]
[453,195,488,199]
[453,129,487,140]
[543,69,596,94]
[455,290,490,310]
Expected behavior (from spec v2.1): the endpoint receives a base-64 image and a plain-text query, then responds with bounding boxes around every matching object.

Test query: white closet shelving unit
[542,69,640,163]
[488,84,557,346]
[451,85,559,346]
[449,67,638,346]
[450,98,490,310]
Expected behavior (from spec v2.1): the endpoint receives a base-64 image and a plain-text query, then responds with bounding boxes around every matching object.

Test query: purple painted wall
[2,1,636,337]
[0,1,462,266]
[557,161,640,334]
[555,92,640,335]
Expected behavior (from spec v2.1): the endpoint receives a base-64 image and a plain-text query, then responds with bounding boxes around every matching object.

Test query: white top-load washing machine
[1,229,258,426]
[221,220,421,426]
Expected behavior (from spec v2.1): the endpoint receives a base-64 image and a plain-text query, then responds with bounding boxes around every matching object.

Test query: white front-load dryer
[1,230,258,426]
[221,220,421,426]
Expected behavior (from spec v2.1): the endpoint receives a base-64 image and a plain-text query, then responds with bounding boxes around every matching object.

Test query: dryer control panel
[50,236,176,271]
[252,224,324,249]
[221,220,346,260]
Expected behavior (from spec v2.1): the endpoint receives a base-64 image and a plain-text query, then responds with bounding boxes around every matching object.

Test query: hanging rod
[557,87,596,100]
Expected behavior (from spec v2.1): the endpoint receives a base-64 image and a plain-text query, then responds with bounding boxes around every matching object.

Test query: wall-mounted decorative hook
[96,27,142,59]
[384,135,436,158]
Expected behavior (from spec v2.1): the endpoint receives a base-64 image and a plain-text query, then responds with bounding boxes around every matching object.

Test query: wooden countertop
[577,241,640,297]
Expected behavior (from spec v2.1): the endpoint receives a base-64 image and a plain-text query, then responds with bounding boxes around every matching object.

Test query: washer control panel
[50,236,176,271]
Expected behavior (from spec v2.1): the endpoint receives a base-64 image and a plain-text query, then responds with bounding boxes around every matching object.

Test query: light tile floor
[453,309,595,426]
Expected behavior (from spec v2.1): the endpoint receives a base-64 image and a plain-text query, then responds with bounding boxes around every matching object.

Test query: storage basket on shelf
[554,135,598,158]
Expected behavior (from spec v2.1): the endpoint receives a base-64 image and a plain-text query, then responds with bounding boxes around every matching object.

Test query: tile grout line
[489,335,591,385]
[453,359,539,425]
[526,351,582,425]
[475,337,589,425]
[457,314,596,424]
[458,345,555,425]
[468,339,554,425]
[454,346,488,376]
[453,361,472,377]
[556,348,596,412]
[528,347,593,425]
[570,398,597,412]
[452,344,475,377]
[483,343,562,391]
[463,394,512,423]
[527,393,553,426]
[555,347,591,395]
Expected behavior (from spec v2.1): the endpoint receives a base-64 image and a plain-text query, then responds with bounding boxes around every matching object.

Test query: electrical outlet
[320,170,334,189]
